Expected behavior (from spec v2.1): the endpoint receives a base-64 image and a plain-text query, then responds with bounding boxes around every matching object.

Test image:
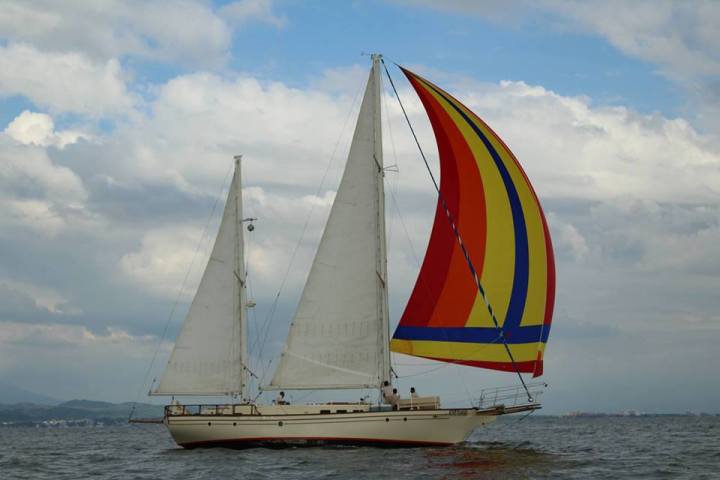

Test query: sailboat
[147,54,555,448]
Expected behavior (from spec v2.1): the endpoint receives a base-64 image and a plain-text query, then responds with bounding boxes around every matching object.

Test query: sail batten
[390,68,555,377]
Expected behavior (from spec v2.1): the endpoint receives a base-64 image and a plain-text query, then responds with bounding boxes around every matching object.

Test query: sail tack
[154,165,245,395]
[267,57,390,391]
[390,69,555,377]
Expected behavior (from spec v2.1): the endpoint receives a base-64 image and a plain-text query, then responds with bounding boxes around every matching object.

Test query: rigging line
[380,71,401,248]
[381,58,533,402]
[238,170,258,396]
[244,220,260,395]
[252,77,366,385]
[396,363,451,378]
[128,162,235,420]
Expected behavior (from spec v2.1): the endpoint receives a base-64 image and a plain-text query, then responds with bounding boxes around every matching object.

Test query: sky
[0,0,718,415]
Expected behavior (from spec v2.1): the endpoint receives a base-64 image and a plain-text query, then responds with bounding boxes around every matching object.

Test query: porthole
[233,422,237,427]
[207,422,212,426]
[278,421,284,427]
[403,417,407,422]
[385,418,389,422]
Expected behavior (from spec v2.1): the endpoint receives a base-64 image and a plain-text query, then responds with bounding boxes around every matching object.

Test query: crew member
[381,380,393,404]
[391,388,400,410]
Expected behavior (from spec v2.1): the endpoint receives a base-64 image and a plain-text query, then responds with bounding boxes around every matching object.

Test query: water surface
[1,416,718,479]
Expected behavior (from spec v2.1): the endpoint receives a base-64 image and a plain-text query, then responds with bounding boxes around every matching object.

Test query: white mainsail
[154,158,247,396]
[266,55,391,391]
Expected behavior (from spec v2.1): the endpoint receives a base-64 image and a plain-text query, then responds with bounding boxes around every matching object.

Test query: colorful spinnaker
[390,68,555,377]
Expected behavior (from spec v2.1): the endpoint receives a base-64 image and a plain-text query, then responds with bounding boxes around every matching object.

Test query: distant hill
[0,399,164,426]
[0,382,59,405]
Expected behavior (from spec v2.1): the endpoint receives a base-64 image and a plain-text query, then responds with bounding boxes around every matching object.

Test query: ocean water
[1,416,718,479]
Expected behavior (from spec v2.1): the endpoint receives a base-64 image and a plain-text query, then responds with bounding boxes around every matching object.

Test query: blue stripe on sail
[394,325,549,344]
[422,81,530,332]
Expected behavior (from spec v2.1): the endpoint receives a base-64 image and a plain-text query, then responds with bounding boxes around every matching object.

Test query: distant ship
[140,54,555,448]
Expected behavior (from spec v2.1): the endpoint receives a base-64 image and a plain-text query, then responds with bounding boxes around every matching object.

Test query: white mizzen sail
[154,158,247,396]
[267,55,391,391]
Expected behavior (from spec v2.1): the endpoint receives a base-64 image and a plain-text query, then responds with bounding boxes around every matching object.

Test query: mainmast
[371,54,392,388]
[234,155,249,401]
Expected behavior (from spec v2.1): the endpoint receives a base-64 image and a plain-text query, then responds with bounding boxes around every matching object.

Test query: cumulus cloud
[401,0,720,132]
[402,1,720,79]
[0,140,87,204]
[0,42,717,408]
[1,199,68,237]
[120,225,209,299]
[50,64,718,314]
[0,0,233,68]
[4,110,91,148]
[469,80,720,203]
[546,0,720,79]
[82,69,367,195]
[0,43,135,116]
[0,123,90,236]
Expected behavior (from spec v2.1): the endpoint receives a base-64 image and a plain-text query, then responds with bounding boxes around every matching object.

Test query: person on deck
[391,388,400,410]
[381,380,393,404]
[410,387,419,399]
[275,391,288,405]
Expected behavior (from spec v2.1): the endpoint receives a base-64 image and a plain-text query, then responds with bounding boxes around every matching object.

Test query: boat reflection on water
[426,442,558,480]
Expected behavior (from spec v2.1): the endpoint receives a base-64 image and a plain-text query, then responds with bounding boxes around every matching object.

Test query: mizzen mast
[234,155,249,401]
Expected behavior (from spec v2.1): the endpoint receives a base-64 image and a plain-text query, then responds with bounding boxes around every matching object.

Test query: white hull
[166,405,496,448]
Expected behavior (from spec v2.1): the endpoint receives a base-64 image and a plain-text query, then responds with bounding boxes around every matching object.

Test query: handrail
[476,382,547,409]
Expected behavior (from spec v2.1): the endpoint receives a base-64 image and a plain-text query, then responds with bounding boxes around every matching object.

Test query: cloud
[0,279,81,316]
[4,110,91,148]
[119,225,208,299]
[0,321,151,348]
[0,116,91,236]
[451,79,720,203]
[545,0,720,79]
[86,70,367,194]
[400,0,720,130]
[0,0,233,68]
[549,213,589,261]
[220,0,287,28]
[0,54,718,410]
[0,138,87,205]
[1,199,68,237]
[402,0,720,79]
[0,43,135,116]
[0,321,169,401]
[310,64,371,94]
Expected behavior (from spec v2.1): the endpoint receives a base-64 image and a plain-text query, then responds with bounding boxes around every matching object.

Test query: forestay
[267,57,390,390]
[154,164,245,395]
